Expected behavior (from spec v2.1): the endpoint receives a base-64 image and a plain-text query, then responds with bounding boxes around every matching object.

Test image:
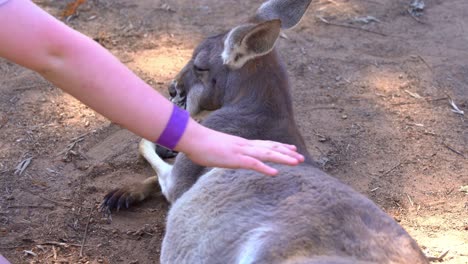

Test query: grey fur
[104,0,429,263]
[162,166,427,263]
[160,0,429,260]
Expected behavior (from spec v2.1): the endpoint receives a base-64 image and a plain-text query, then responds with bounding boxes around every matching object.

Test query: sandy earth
[0,0,467,263]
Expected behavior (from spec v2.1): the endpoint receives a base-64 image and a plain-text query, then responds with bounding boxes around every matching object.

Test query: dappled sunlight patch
[364,68,406,93]
[407,227,467,262]
[313,0,365,21]
[128,37,195,83]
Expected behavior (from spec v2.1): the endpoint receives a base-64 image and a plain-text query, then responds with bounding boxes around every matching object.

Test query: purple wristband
[156,105,189,149]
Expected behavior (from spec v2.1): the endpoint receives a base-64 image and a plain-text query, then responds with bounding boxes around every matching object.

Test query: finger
[259,140,298,151]
[239,155,278,176]
[241,145,300,166]
[251,140,304,162]
[270,145,304,162]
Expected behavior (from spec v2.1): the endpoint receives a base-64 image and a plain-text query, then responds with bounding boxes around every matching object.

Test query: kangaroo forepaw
[100,187,138,212]
[100,176,158,213]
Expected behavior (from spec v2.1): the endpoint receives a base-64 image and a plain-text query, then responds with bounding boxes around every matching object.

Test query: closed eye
[193,64,209,72]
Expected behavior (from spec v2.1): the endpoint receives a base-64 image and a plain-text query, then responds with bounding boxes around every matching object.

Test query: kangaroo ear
[256,0,312,29]
[222,19,281,69]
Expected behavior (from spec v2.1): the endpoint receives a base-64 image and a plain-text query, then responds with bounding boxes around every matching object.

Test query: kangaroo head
[169,0,312,116]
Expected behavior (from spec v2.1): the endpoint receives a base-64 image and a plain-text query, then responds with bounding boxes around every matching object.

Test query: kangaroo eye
[193,65,209,72]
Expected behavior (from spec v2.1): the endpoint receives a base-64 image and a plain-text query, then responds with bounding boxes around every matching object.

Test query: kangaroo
[102,0,429,263]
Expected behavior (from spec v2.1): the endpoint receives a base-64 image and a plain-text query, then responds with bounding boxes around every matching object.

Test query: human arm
[0,0,304,175]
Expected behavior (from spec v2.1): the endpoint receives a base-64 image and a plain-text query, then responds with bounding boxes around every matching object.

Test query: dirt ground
[0,0,467,263]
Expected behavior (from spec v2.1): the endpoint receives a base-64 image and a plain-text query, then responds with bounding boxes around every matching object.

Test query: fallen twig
[427,249,450,262]
[14,156,33,175]
[427,96,448,102]
[416,55,432,72]
[57,131,93,160]
[317,16,387,37]
[404,89,422,99]
[80,206,95,257]
[443,143,465,159]
[312,129,328,142]
[382,162,402,176]
[23,188,72,208]
[449,99,465,115]
[23,250,37,257]
[308,106,341,111]
[52,246,57,260]
[7,205,55,210]
[406,194,414,207]
[39,241,81,248]
[352,16,381,24]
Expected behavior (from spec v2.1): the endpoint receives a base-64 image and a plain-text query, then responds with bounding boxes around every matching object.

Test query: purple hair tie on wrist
[156,105,189,150]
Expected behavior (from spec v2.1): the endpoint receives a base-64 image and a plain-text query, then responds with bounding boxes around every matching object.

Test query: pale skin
[0,0,304,176]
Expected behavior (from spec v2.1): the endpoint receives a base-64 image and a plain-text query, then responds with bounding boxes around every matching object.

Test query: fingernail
[268,168,278,176]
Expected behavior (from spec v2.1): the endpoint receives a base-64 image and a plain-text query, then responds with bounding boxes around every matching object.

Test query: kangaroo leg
[100,139,173,211]
[141,139,206,203]
[138,139,174,199]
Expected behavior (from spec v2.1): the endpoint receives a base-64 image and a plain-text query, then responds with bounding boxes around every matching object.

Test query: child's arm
[0,0,303,175]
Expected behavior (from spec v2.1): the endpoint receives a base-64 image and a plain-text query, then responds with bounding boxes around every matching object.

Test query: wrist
[156,105,190,150]
[173,118,210,155]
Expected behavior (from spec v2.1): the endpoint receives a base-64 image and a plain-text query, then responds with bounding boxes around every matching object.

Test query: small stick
[7,205,55,209]
[52,246,57,260]
[427,97,449,102]
[382,162,402,176]
[427,249,450,262]
[23,250,37,257]
[370,187,380,192]
[392,102,418,106]
[406,194,414,207]
[404,90,422,99]
[317,16,387,37]
[56,131,94,157]
[80,206,95,257]
[23,188,72,208]
[308,106,340,111]
[416,55,432,72]
[449,99,465,115]
[39,241,81,247]
[14,157,33,175]
[443,143,466,159]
